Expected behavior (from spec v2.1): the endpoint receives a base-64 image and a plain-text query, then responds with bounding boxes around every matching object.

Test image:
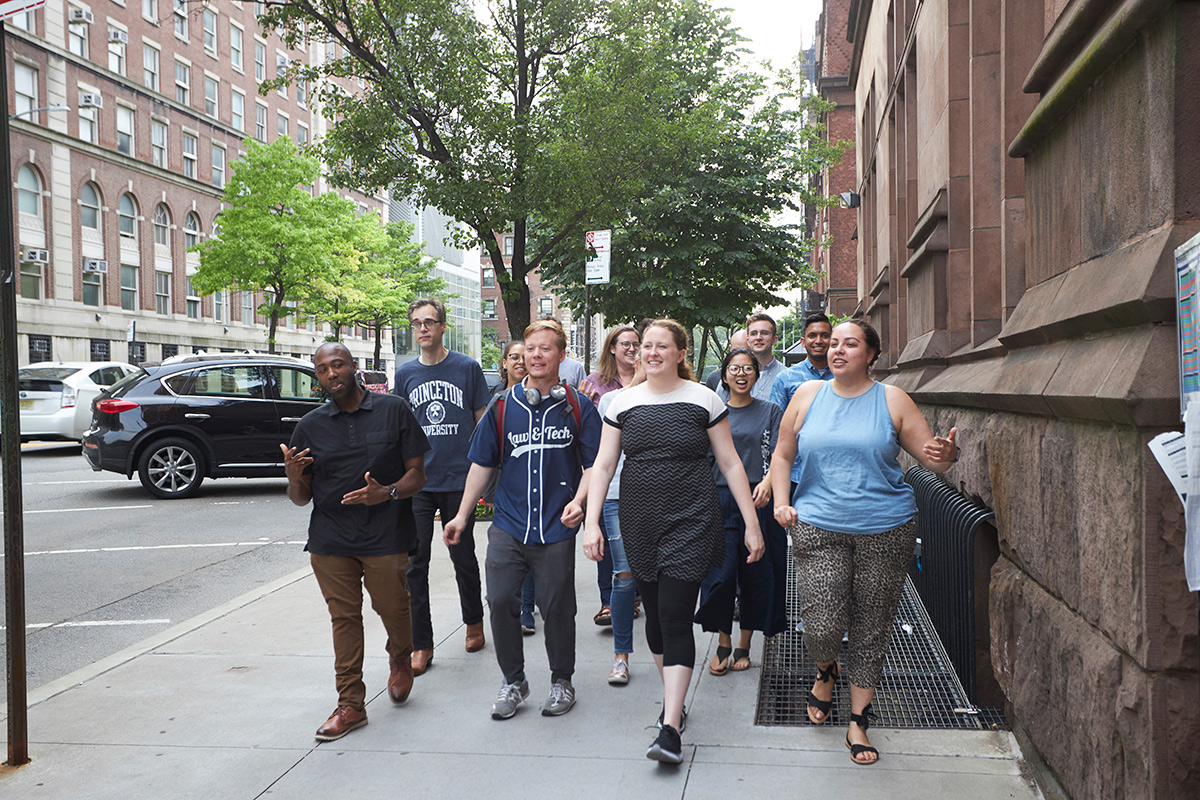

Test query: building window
[182,132,197,178]
[173,0,187,39]
[152,119,168,167]
[213,290,225,322]
[538,296,553,317]
[184,212,201,249]
[117,106,134,156]
[83,271,102,306]
[482,267,494,288]
[502,235,514,256]
[211,145,225,189]
[230,25,243,71]
[120,265,139,310]
[275,53,288,97]
[68,16,89,58]
[19,261,42,299]
[483,298,496,319]
[175,60,189,104]
[161,343,179,359]
[79,106,97,144]
[155,271,171,314]
[153,204,170,245]
[276,112,287,139]
[204,75,218,117]
[241,290,254,323]
[10,10,32,33]
[118,193,137,238]
[297,77,306,105]
[91,339,111,361]
[14,64,36,118]
[203,9,217,57]
[29,335,52,363]
[17,165,40,216]
[254,40,265,82]
[297,123,308,145]
[108,29,127,76]
[129,341,147,364]
[254,103,266,141]
[143,44,159,91]
[80,182,100,229]
[143,0,157,21]
[231,89,245,132]
[186,277,200,318]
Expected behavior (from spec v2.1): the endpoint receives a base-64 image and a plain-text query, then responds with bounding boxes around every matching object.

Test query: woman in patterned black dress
[584,319,764,764]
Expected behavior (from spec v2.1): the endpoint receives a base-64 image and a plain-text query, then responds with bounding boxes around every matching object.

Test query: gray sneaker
[491,680,530,720]
[655,705,688,733]
[541,678,576,716]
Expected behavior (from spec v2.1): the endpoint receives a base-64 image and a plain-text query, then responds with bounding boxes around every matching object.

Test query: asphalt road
[0,441,312,705]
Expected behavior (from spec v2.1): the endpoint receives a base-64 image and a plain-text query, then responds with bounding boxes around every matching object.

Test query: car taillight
[96,398,139,413]
[61,385,78,409]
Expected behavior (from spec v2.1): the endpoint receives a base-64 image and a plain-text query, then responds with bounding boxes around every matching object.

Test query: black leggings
[637,574,702,668]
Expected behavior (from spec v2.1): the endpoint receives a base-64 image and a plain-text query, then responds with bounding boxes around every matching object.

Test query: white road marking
[0,540,307,557]
[25,479,131,485]
[1,618,171,632]
[22,505,154,515]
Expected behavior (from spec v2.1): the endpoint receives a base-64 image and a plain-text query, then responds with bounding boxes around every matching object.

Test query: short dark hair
[314,341,355,363]
[844,317,882,367]
[719,347,759,392]
[746,312,777,336]
[803,313,832,333]
[408,297,446,323]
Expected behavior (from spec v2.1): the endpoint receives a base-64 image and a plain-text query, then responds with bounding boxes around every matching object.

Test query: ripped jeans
[602,498,636,655]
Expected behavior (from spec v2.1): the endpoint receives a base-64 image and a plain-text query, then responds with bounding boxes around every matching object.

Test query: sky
[718,0,824,70]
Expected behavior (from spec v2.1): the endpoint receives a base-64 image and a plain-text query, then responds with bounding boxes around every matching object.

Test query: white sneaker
[607,658,630,685]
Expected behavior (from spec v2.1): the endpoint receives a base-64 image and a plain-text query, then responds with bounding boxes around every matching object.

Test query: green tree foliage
[190,138,360,352]
[481,328,502,371]
[258,0,738,338]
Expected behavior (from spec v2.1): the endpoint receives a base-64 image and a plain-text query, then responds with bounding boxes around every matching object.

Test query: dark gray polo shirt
[290,390,430,557]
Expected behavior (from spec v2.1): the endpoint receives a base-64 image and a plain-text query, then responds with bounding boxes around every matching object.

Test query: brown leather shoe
[411,648,433,676]
[388,654,414,704]
[465,622,486,653]
[314,705,368,741]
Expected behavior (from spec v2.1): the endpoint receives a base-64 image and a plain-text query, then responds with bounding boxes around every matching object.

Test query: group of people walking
[282,298,958,767]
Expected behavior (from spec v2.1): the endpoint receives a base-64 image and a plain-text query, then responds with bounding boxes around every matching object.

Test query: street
[1,441,310,704]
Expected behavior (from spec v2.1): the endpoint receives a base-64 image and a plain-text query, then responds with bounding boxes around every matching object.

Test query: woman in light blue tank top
[769,320,959,766]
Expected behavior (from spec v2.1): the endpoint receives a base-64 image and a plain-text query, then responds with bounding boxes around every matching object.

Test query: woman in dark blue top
[770,319,958,766]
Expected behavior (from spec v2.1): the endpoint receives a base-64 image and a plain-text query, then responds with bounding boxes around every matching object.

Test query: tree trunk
[696,326,711,379]
[501,219,532,339]
[373,323,383,369]
[267,312,278,354]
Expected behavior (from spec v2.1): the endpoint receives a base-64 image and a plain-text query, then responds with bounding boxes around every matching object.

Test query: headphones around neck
[524,381,568,407]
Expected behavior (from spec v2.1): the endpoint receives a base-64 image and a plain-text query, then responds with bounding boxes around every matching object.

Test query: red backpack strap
[495,394,506,458]
[564,383,582,430]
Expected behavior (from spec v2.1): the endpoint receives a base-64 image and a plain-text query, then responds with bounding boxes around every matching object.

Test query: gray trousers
[486,528,577,685]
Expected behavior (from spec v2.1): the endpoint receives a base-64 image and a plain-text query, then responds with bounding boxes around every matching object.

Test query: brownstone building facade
[6,2,387,366]
[841,1,1198,797]
[480,232,576,358]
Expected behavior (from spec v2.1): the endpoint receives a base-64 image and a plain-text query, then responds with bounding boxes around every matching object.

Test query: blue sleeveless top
[792,381,916,534]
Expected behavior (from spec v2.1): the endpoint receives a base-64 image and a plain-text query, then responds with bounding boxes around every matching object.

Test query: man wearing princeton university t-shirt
[393,298,491,677]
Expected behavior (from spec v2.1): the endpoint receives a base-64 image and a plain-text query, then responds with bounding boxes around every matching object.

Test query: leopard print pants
[789,517,917,690]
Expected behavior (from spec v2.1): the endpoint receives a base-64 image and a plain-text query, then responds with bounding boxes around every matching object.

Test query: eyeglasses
[616,341,640,349]
[726,364,756,375]
[410,319,442,330]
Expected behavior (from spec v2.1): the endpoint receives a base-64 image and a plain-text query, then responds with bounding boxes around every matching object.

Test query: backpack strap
[564,383,582,430]
[496,394,507,459]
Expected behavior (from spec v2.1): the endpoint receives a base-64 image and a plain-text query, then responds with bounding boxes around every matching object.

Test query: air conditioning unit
[69,9,94,23]
[107,29,128,44]
[79,92,103,109]
[83,259,108,274]
[21,248,50,264]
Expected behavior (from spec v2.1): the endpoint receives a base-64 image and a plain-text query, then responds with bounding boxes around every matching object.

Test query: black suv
[82,353,327,499]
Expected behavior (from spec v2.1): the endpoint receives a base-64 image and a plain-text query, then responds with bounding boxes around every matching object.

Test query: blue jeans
[603,499,636,655]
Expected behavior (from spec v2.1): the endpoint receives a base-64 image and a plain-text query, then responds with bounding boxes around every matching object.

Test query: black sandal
[845,704,879,765]
[709,645,732,675]
[730,647,751,671]
[805,661,840,724]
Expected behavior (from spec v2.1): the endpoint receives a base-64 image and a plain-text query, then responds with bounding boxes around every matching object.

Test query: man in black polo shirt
[283,342,430,741]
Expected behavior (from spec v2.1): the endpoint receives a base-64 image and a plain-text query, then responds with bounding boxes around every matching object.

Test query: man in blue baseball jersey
[444,319,602,721]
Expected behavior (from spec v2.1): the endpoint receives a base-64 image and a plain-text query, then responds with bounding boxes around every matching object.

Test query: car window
[272,367,324,402]
[91,366,126,386]
[108,367,148,397]
[19,367,76,381]
[189,366,268,399]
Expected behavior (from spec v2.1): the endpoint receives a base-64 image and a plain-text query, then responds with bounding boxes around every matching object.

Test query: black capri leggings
[637,574,702,668]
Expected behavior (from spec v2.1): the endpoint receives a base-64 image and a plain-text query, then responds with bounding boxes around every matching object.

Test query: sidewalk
[1,524,1043,799]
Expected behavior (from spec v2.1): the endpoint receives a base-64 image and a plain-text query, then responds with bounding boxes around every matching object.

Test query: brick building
[480,232,577,363]
[840,1,1198,797]
[6,2,389,367]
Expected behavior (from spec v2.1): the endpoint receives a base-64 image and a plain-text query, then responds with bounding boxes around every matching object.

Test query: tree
[481,328,502,372]
[259,0,740,338]
[538,68,846,356]
[190,137,359,352]
[305,219,444,365]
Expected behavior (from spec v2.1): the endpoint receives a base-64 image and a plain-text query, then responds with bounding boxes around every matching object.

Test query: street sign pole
[584,285,591,375]
[584,230,612,377]
[0,18,31,767]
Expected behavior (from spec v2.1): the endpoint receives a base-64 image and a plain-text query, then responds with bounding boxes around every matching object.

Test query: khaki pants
[310,552,413,710]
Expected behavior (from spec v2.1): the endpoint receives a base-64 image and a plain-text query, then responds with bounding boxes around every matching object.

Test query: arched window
[184,211,201,249]
[153,204,170,246]
[80,182,100,229]
[118,193,137,238]
[17,165,40,216]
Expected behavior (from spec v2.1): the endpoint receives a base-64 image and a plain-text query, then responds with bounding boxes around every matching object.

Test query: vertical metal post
[583,284,591,376]
[0,19,31,767]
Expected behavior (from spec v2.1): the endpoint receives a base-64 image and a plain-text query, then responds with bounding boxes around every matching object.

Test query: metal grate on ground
[754,543,1006,729]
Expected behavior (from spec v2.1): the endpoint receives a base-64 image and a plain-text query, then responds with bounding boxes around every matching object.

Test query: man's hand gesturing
[280,444,312,481]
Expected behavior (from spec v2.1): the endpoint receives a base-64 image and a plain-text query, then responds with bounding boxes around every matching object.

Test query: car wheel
[137,437,205,499]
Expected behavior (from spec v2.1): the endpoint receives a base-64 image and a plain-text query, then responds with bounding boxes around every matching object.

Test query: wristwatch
[388,483,400,500]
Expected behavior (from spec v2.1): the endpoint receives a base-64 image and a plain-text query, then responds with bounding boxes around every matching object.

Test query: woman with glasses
[495,340,527,396]
[694,348,787,675]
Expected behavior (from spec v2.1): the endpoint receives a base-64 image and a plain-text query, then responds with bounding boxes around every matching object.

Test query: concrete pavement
[1,524,1043,798]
